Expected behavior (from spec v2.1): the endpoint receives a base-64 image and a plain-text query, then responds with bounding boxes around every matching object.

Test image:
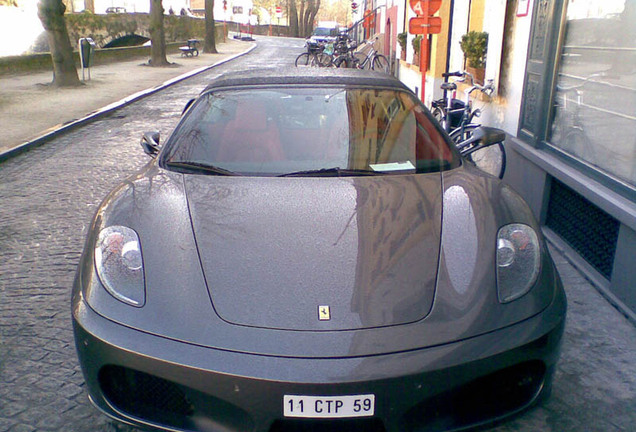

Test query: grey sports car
[72,68,566,432]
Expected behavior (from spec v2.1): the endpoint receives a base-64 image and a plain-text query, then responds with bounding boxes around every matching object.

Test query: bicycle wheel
[431,105,445,127]
[295,52,311,67]
[333,55,353,68]
[468,142,507,179]
[316,52,333,67]
[353,52,367,69]
[371,54,389,73]
[563,127,595,162]
[450,123,481,145]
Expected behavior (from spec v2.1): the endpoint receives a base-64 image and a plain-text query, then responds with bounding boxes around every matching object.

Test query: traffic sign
[409,0,442,16]
[276,6,282,13]
[351,2,358,11]
[409,16,442,34]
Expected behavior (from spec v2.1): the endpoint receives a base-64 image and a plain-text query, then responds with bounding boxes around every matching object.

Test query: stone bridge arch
[65,12,204,48]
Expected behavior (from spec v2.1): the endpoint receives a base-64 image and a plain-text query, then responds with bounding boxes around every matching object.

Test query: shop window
[549,0,636,188]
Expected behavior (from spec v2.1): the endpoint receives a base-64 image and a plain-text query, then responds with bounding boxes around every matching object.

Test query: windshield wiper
[165,161,239,176]
[278,167,382,177]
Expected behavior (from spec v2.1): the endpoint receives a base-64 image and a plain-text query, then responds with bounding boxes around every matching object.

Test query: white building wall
[449,0,470,73]
[480,0,534,136]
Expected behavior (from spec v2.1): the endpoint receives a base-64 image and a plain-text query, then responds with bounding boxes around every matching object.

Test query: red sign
[409,16,442,34]
[351,2,358,11]
[362,10,375,29]
[409,0,442,16]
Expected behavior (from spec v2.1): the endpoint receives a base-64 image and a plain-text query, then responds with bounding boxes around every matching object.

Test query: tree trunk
[149,0,169,66]
[308,0,320,36]
[37,0,80,87]
[84,0,94,13]
[204,0,218,53]
[288,0,298,37]
[298,0,305,37]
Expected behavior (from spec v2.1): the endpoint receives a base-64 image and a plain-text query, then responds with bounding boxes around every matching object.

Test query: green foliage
[397,32,407,52]
[412,35,422,54]
[460,31,488,68]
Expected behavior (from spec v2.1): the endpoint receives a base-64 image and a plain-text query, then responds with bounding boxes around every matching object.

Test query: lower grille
[403,361,546,431]
[99,365,194,427]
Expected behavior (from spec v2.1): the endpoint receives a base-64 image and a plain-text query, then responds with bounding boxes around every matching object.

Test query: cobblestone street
[1,37,635,432]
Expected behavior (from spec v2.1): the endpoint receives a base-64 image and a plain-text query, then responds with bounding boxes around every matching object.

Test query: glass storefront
[549,0,636,189]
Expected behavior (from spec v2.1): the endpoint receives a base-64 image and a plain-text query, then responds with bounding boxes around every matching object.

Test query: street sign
[276,6,282,13]
[409,16,442,34]
[409,0,442,16]
[351,2,358,11]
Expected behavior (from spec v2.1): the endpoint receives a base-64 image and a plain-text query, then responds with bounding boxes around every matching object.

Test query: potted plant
[412,35,422,66]
[460,31,488,83]
[397,32,407,61]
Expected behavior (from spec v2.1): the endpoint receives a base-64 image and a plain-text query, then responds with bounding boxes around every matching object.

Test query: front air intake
[99,365,194,427]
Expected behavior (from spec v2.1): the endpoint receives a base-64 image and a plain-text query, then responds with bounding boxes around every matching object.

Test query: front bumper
[73,285,565,432]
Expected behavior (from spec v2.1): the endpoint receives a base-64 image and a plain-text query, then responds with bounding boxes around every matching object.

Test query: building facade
[363,0,635,319]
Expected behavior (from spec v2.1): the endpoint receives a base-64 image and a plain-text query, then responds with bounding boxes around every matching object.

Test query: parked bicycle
[294,41,333,67]
[431,71,465,132]
[352,37,390,72]
[431,71,505,178]
[550,77,599,162]
[330,35,389,73]
[431,71,495,143]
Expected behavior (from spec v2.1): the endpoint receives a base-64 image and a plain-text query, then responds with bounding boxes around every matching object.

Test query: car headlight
[496,224,540,303]
[94,226,145,307]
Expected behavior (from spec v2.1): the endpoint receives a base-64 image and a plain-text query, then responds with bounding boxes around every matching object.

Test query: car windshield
[163,87,457,176]
[313,27,335,37]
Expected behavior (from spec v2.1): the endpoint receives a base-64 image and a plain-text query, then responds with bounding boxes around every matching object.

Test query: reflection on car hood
[185,175,443,331]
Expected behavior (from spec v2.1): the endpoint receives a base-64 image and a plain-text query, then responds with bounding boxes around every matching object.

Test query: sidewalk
[0,38,255,159]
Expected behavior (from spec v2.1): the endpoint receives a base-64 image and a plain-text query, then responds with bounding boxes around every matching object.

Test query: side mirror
[141,131,160,157]
[457,127,507,179]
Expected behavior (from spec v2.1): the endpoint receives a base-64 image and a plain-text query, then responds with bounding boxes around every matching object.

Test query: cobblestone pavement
[1,36,635,432]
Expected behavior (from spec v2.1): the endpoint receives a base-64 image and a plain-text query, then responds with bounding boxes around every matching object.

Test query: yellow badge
[318,305,331,321]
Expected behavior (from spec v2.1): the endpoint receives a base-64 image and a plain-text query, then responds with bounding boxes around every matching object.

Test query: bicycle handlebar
[442,71,464,78]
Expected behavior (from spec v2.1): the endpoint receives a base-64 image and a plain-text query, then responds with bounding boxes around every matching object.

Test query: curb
[0,44,257,163]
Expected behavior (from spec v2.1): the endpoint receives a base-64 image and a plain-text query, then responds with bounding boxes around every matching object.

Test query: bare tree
[301,0,320,37]
[84,0,94,13]
[286,0,320,38]
[37,0,80,87]
[204,0,218,53]
[288,0,298,37]
[149,0,169,66]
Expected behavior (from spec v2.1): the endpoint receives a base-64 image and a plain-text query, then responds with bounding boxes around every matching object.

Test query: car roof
[201,68,410,93]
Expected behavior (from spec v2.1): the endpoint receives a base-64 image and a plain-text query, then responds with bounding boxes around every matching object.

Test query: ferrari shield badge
[318,305,331,321]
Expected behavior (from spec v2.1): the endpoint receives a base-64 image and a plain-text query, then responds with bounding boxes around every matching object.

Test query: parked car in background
[73,68,566,432]
[307,21,340,45]
[105,6,126,14]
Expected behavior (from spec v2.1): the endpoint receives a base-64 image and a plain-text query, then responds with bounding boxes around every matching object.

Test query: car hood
[184,175,443,331]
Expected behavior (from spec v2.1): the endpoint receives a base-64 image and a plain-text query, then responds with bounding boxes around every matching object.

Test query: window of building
[549,0,636,189]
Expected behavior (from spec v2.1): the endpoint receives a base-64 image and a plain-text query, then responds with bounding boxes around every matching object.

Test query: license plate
[283,394,375,418]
